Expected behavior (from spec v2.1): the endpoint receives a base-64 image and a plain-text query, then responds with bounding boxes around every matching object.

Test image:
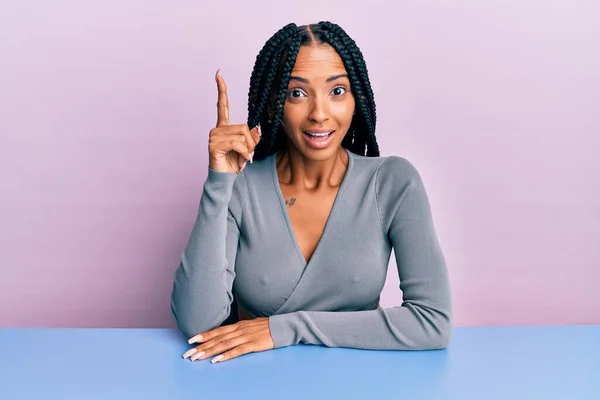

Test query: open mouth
[303,130,336,149]
[304,131,334,139]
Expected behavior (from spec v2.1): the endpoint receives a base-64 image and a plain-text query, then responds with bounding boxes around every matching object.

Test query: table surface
[0,325,598,400]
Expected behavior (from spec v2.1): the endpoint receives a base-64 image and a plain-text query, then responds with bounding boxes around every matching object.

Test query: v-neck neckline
[271,149,355,268]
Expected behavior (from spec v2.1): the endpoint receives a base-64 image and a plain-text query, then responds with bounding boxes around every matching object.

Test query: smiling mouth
[302,130,336,149]
[304,131,335,138]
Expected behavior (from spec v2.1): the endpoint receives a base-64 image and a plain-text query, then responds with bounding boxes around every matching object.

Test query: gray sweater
[171,149,452,350]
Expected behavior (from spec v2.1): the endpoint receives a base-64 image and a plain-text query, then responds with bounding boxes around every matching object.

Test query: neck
[276,145,349,190]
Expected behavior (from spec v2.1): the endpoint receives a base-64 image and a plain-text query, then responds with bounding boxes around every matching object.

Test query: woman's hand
[182,318,275,363]
[209,69,261,174]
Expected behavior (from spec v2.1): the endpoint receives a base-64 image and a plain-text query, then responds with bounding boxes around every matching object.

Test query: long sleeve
[268,156,452,350]
[170,168,245,339]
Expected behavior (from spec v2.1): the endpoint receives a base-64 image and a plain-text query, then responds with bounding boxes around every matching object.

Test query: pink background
[1,1,598,328]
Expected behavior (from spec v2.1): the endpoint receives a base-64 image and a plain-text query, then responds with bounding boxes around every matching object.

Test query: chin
[300,148,339,162]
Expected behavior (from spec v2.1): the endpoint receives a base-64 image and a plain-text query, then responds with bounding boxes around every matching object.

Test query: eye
[331,86,347,96]
[287,89,306,99]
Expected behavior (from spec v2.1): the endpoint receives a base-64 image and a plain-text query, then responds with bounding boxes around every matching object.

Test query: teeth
[306,131,332,137]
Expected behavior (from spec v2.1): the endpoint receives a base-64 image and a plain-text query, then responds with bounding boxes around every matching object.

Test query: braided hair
[247,21,379,160]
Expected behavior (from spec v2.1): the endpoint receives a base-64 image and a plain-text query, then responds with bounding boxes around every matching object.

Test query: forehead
[291,44,347,79]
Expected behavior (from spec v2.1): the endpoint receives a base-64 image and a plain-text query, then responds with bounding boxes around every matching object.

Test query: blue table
[0,326,598,399]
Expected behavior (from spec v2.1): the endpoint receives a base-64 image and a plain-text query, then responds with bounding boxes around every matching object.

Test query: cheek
[332,102,355,125]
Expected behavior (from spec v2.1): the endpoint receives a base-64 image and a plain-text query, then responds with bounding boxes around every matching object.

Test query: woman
[172,21,452,364]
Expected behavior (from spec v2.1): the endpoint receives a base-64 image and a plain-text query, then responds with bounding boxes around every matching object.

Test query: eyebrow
[289,73,349,83]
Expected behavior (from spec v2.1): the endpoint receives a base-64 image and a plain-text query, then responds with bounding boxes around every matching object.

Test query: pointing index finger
[216,69,230,126]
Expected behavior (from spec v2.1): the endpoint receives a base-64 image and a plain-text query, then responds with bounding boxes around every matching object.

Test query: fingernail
[190,351,205,361]
[211,355,224,364]
[183,348,198,359]
[257,123,262,136]
[240,161,247,171]
[249,152,254,164]
[188,334,203,344]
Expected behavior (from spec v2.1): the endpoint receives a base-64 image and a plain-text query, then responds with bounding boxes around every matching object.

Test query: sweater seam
[227,172,246,230]
[391,179,415,231]
[374,157,389,240]
[375,157,416,238]
[239,170,248,227]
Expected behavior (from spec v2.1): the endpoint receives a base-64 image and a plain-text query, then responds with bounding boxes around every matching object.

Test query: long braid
[319,22,379,156]
[264,35,302,156]
[325,23,379,156]
[247,21,380,160]
[247,23,297,127]
[325,23,378,124]
[318,30,371,155]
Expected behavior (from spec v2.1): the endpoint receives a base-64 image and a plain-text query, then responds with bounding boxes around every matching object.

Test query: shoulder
[376,155,421,183]
[229,153,275,205]
[368,155,427,216]
[366,155,434,233]
[351,152,422,188]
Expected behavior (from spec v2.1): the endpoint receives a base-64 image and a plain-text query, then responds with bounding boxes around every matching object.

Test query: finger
[211,344,253,363]
[188,332,206,344]
[210,133,247,144]
[188,323,237,344]
[190,334,248,361]
[210,124,257,140]
[191,326,264,358]
[209,130,252,157]
[248,125,261,144]
[250,125,262,163]
[182,347,204,360]
[186,323,268,360]
[215,69,230,127]
[229,140,251,163]
[199,324,264,349]
[240,126,259,163]
[208,138,251,163]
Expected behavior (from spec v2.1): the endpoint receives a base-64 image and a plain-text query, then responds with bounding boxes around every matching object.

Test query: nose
[308,96,329,124]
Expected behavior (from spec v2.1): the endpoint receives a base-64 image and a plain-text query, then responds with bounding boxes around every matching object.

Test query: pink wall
[1,1,598,328]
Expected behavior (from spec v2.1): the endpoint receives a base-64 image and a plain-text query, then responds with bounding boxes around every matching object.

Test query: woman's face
[280,44,355,161]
